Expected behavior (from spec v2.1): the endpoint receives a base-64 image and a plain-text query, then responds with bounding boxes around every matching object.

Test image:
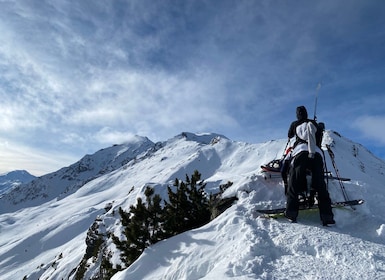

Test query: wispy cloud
[0,0,384,174]
[354,115,385,145]
[0,137,77,176]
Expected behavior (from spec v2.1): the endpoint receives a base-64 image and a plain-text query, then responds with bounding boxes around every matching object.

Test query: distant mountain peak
[179,132,229,144]
[0,169,36,181]
[0,170,36,196]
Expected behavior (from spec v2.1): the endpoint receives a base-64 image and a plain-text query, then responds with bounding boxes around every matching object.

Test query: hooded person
[285,106,335,226]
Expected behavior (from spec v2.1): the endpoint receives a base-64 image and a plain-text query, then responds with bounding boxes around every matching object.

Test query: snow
[1,131,385,279]
[0,170,36,196]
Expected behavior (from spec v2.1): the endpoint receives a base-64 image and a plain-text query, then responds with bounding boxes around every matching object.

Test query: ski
[327,175,351,182]
[256,199,364,215]
[261,171,350,181]
[324,171,351,181]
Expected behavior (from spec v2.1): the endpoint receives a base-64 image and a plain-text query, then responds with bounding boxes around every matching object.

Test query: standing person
[285,106,335,226]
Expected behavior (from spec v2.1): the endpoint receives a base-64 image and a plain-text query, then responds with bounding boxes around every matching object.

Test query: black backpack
[311,120,325,148]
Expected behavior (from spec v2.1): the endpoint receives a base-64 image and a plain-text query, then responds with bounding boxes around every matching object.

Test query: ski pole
[326,145,353,208]
[313,82,321,121]
[281,138,290,159]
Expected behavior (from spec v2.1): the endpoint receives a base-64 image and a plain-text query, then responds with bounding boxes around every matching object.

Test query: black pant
[286,151,334,222]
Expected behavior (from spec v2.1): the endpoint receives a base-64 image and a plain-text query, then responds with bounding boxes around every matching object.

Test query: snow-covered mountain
[0,170,36,196]
[0,131,385,280]
[0,135,155,213]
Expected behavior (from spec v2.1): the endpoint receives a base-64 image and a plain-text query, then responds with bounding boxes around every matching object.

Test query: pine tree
[163,170,211,236]
[144,186,165,243]
[112,186,165,267]
[163,179,191,236]
[185,170,210,229]
[86,172,236,278]
[112,200,149,266]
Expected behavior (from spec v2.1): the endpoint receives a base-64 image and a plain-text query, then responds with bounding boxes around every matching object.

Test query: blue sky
[0,0,384,176]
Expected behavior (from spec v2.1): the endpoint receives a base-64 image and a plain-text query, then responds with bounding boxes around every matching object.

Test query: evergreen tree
[144,186,165,243]
[163,170,210,236]
[112,207,131,265]
[112,171,228,271]
[112,200,149,266]
[112,186,164,267]
[186,170,211,229]
[163,178,191,236]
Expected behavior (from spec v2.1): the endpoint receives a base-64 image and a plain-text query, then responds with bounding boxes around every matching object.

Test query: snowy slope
[0,131,385,279]
[0,135,155,214]
[0,170,36,196]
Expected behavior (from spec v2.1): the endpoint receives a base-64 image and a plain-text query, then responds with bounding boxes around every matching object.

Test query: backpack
[295,120,325,149]
[306,120,325,148]
[315,121,325,148]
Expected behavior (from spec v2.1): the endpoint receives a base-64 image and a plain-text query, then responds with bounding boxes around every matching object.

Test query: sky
[0,0,384,176]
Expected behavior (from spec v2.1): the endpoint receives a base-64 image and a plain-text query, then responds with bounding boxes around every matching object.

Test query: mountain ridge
[0,135,156,213]
[0,170,36,196]
[1,131,384,279]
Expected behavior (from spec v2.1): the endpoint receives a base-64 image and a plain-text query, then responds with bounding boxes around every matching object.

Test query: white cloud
[0,0,306,144]
[0,137,77,176]
[0,0,383,174]
[354,115,385,145]
[94,127,137,145]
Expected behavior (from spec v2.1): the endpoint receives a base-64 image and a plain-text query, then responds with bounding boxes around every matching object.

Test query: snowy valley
[0,131,385,280]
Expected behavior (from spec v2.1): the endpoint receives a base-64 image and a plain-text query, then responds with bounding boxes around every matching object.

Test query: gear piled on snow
[260,159,282,173]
